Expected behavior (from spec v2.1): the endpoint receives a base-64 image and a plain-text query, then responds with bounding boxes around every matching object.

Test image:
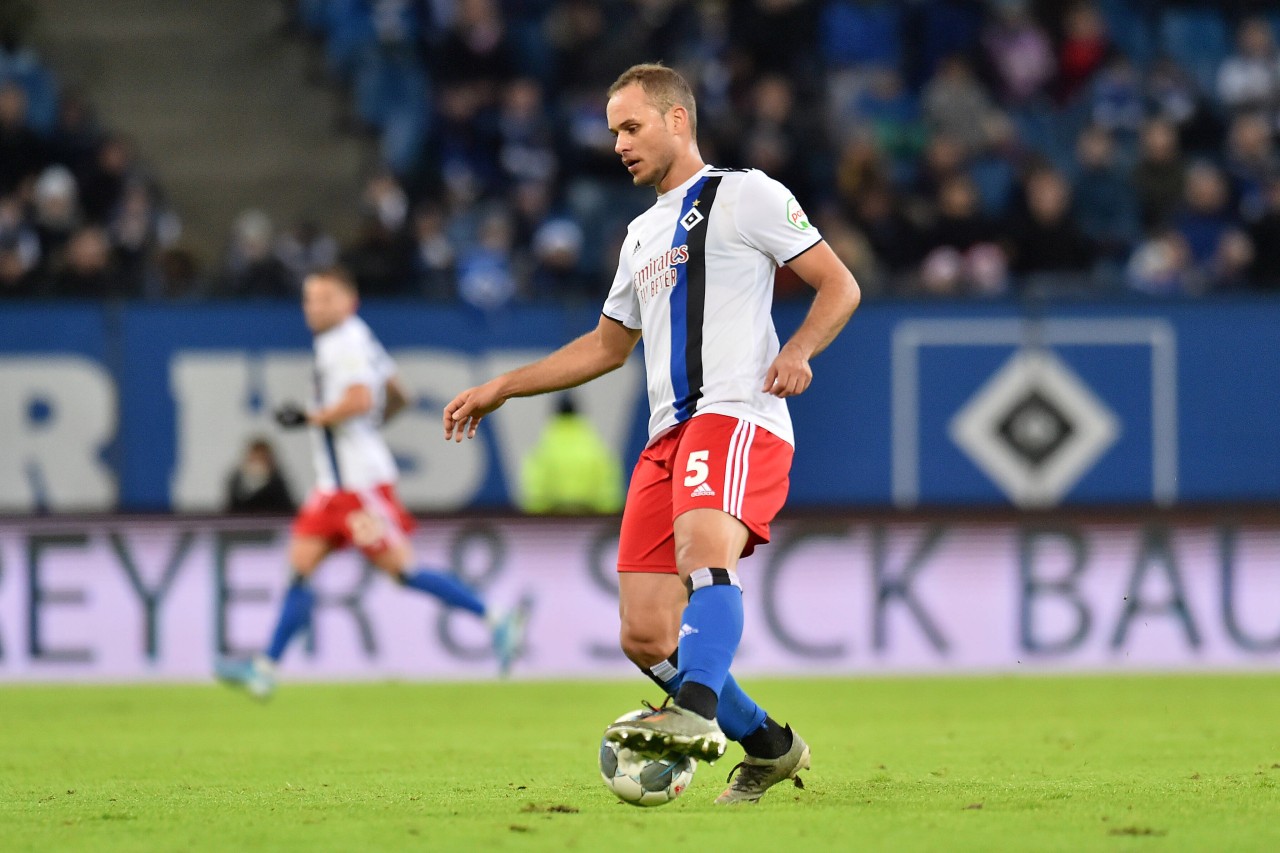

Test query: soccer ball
[598,710,697,807]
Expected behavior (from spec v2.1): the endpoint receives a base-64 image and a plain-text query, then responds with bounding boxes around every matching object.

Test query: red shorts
[617,414,792,574]
[291,483,416,557]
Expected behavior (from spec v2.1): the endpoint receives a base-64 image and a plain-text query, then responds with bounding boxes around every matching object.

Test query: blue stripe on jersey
[668,176,721,422]
[314,366,343,487]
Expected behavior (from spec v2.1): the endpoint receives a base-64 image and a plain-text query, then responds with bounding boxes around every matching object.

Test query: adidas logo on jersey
[690,482,716,498]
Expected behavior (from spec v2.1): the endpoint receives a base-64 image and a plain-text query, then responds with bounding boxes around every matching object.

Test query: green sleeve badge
[786,197,811,231]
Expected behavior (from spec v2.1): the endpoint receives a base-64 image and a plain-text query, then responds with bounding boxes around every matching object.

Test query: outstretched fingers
[443,393,476,442]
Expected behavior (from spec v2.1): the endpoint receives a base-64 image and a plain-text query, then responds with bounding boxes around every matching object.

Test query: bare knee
[619,622,675,669]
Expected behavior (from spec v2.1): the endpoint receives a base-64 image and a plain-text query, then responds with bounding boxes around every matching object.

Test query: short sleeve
[320,327,379,392]
[735,170,823,266]
[601,235,641,329]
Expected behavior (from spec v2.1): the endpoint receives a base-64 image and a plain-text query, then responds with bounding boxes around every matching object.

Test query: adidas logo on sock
[691,482,716,498]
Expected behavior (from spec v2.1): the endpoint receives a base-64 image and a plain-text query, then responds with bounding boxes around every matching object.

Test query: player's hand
[762,342,813,398]
[273,402,310,429]
[443,380,507,442]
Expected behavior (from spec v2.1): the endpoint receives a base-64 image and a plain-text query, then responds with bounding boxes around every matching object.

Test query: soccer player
[442,64,859,804]
[217,267,529,699]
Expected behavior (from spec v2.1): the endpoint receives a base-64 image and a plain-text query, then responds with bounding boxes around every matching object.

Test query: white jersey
[307,315,398,491]
[602,165,822,446]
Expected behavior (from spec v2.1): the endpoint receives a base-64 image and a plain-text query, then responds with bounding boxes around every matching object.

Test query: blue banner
[1,296,1278,511]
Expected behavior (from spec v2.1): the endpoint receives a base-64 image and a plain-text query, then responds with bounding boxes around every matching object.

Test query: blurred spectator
[341,212,413,296]
[1217,16,1280,125]
[1222,112,1279,223]
[529,217,591,300]
[813,210,882,297]
[1131,118,1186,229]
[518,393,623,514]
[410,203,456,299]
[1005,167,1097,279]
[46,87,100,174]
[54,226,127,298]
[919,173,1001,257]
[496,78,557,188]
[224,437,295,514]
[224,210,295,297]
[0,82,44,194]
[847,181,919,274]
[1125,228,1195,296]
[734,75,813,201]
[31,165,79,271]
[1089,55,1145,138]
[150,246,206,300]
[1247,178,1280,290]
[1173,161,1236,268]
[0,193,40,295]
[1056,2,1111,104]
[109,181,181,292]
[911,132,969,209]
[1146,57,1222,155]
[922,54,997,155]
[980,0,1055,106]
[274,219,339,288]
[1071,125,1140,257]
[456,209,518,311]
[77,135,135,224]
[856,67,924,155]
[1211,229,1255,291]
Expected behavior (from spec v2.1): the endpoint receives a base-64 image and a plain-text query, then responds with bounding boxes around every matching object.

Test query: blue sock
[266,576,315,662]
[645,653,766,742]
[399,569,486,617]
[674,569,744,716]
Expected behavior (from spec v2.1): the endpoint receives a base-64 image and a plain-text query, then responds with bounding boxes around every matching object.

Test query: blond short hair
[607,63,697,139]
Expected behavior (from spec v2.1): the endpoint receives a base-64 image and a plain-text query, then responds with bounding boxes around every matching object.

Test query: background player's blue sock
[674,568,744,719]
[266,575,314,662]
[645,652,766,741]
[399,569,486,617]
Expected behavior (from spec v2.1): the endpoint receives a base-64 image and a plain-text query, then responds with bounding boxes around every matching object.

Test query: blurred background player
[216,266,529,698]
[518,392,624,515]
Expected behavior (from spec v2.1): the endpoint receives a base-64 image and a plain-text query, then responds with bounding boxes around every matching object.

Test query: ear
[668,104,688,136]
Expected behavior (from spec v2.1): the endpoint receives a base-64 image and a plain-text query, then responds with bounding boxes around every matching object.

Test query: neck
[656,147,706,195]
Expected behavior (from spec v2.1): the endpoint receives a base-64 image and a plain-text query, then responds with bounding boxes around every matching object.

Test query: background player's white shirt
[602,165,822,446]
[308,315,398,491]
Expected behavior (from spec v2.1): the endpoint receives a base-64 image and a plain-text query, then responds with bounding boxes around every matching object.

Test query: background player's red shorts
[291,483,415,556]
[617,414,792,573]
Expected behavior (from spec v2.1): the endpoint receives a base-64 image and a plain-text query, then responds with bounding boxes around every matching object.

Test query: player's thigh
[618,571,686,665]
[351,485,416,570]
[672,508,750,579]
[288,535,334,574]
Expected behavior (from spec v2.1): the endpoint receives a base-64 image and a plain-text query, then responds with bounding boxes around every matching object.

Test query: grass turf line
[1,676,1278,852]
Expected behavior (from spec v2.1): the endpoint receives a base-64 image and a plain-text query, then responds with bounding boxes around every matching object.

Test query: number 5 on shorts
[684,450,710,487]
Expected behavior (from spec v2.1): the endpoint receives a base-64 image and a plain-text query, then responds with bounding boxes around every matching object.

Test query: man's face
[302,275,355,334]
[607,84,677,188]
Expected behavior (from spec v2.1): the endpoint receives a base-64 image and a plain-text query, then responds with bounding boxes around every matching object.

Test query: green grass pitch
[2,675,1278,851]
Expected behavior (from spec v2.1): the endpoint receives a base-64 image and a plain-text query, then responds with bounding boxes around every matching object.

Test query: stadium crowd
[5,0,1280,304]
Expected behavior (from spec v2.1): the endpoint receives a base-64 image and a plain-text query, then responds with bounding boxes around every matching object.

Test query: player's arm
[764,241,861,398]
[443,315,641,442]
[383,376,410,423]
[310,383,374,427]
